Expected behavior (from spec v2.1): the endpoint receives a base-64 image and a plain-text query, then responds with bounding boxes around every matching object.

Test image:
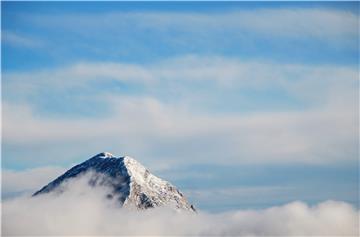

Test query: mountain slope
[33,152,196,212]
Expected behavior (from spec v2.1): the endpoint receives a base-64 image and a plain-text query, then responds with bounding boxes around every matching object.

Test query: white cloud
[2,31,42,48]
[26,8,358,46]
[2,94,357,166]
[3,61,154,94]
[4,56,357,103]
[2,167,65,195]
[2,56,358,166]
[2,175,358,236]
[141,9,358,44]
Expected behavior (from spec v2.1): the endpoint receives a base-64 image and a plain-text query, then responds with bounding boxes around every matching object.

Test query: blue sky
[1,2,359,211]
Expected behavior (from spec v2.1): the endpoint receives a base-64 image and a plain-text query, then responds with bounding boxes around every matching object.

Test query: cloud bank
[2,174,358,236]
[3,57,358,167]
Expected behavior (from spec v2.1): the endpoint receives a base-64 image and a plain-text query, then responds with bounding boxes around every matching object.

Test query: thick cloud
[2,174,358,236]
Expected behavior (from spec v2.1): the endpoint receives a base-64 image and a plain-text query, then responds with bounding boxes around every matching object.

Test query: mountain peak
[33,153,196,212]
[95,152,114,158]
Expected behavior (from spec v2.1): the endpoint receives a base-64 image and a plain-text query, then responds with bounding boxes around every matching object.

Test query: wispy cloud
[4,6,357,68]
[2,31,42,48]
[2,167,65,196]
[3,56,358,105]
[2,56,358,166]
[27,8,358,43]
[2,95,357,166]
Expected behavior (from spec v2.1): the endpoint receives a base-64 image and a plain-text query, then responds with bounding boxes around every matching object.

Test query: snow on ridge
[96,152,115,158]
[123,155,168,189]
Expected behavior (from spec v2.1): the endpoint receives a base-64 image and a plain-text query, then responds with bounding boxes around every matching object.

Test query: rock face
[33,152,196,212]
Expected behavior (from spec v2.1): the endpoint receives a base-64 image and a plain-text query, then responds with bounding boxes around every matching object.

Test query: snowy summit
[33,152,196,212]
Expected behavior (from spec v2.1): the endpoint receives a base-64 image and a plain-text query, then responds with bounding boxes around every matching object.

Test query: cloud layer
[2,173,359,236]
[3,98,356,166]
[3,57,358,168]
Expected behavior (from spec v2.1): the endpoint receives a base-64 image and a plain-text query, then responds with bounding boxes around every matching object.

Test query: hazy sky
[2,2,359,212]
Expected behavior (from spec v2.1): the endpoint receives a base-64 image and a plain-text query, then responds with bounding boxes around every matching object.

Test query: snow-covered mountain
[33,152,196,212]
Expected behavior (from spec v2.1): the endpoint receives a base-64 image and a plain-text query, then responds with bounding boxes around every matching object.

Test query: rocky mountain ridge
[33,152,196,212]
